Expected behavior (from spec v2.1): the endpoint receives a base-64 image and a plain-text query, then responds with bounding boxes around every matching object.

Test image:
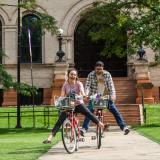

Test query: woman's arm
[79,82,85,96]
[60,83,66,97]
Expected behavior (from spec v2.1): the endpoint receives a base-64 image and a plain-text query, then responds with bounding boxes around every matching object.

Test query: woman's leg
[51,111,67,136]
[75,104,101,125]
[43,111,67,143]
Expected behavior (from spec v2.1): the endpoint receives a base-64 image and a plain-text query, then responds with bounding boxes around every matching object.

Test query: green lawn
[0,128,61,160]
[0,106,61,160]
[135,104,160,144]
[0,106,58,128]
[136,125,160,144]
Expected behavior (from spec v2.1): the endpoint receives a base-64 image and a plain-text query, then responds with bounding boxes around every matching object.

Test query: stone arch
[0,7,10,25]
[60,0,97,63]
[11,4,48,25]
[61,0,127,77]
[61,0,97,36]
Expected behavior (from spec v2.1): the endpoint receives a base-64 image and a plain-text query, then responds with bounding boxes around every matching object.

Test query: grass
[145,104,160,125]
[0,128,61,160]
[0,106,61,160]
[0,106,58,128]
[135,104,160,144]
[136,125,160,144]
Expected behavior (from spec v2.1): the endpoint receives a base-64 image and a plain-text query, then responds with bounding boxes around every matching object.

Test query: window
[0,20,2,64]
[21,14,42,63]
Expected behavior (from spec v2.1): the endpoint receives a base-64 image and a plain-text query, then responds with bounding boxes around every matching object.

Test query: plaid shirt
[85,70,116,98]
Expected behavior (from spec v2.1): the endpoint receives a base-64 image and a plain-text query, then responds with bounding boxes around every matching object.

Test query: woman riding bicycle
[43,69,104,144]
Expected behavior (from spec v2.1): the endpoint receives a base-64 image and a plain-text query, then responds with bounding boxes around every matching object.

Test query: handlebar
[54,93,110,109]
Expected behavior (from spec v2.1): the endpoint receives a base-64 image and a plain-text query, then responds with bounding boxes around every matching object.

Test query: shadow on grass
[7,146,51,155]
[134,124,160,129]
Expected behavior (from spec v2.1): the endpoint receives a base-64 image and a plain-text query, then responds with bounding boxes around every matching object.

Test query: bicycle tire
[97,124,102,149]
[96,112,102,149]
[62,119,77,154]
[75,125,79,151]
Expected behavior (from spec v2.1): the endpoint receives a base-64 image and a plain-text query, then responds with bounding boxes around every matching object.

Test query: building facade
[0,0,160,106]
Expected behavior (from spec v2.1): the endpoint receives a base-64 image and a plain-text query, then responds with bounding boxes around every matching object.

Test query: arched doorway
[74,19,127,77]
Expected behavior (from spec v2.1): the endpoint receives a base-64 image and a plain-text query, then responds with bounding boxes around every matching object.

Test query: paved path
[39,127,160,160]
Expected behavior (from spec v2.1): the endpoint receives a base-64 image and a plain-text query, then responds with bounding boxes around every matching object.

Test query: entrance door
[74,20,127,77]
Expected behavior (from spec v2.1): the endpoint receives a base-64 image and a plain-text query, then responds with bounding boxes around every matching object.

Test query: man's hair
[95,61,104,67]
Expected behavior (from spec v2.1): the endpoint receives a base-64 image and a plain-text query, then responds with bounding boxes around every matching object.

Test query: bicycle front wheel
[62,119,77,154]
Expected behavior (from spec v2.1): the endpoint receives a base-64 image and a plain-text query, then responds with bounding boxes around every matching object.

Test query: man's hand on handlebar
[83,96,90,104]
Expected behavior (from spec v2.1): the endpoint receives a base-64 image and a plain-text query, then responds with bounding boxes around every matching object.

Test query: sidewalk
[39,127,160,160]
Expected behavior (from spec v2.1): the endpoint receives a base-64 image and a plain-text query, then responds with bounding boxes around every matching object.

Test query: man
[81,61,130,136]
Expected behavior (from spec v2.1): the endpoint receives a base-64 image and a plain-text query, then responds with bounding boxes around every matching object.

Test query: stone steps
[79,77,136,104]
[78,104,143,126]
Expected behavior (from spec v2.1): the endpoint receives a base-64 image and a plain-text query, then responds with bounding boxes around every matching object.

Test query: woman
[43,69,104,144]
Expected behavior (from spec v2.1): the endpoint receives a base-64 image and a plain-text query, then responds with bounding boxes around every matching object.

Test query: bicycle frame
[66,109,80,142]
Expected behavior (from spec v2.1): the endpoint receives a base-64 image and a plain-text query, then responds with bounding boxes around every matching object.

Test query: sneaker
[42,139,51,144]
[80,128,86,137]
[123,127,130,135]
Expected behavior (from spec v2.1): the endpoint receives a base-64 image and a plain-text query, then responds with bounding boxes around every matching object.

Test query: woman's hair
[67,68,78,81]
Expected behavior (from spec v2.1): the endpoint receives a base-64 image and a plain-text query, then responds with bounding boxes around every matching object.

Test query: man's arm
[107,73,116,101]
[85,73,92,96]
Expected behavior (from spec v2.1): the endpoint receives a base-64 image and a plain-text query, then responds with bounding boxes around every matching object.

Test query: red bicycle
[90,94,109,149]
[55,97,84,154]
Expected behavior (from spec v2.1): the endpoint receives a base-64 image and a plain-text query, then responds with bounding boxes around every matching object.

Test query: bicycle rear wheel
[96,124,102,149]
[62,119,77,154]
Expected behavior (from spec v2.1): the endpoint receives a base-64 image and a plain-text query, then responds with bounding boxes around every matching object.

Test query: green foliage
[82,0,160,58]
[0,0,58,35]
[20,0,58,35]
[0,50,37,96]
[0,0,58,93]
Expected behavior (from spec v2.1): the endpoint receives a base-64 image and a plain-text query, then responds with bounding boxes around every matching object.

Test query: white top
[97,74,105,95]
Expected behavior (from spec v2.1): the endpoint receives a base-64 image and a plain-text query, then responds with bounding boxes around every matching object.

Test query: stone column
[134,61,154,104]
[50,62,69,104]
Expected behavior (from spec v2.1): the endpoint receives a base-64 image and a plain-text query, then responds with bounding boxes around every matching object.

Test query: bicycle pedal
[91,136,96,140]
[79,138,85,142]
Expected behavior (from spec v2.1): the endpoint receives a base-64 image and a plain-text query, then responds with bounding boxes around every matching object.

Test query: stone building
[0,0,160,106]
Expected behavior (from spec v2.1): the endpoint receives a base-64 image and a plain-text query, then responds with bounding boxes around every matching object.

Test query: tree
[0,0,58,93]
[82,0,160,61]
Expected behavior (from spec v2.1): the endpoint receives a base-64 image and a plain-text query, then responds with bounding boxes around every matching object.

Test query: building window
[0,20,2,64]
[21,14,42,63]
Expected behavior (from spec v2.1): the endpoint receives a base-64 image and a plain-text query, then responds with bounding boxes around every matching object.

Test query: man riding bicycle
[80,61,130,137]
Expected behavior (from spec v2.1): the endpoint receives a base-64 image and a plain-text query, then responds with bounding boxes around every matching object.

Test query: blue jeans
[82,100,126,131]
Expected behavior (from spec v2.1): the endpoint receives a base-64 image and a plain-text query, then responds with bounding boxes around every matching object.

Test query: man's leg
[107,100,130,135]
[80,100,94,136]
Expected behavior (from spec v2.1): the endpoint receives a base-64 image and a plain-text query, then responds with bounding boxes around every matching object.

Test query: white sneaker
[123,127,130,135]
[80,128,86,137]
